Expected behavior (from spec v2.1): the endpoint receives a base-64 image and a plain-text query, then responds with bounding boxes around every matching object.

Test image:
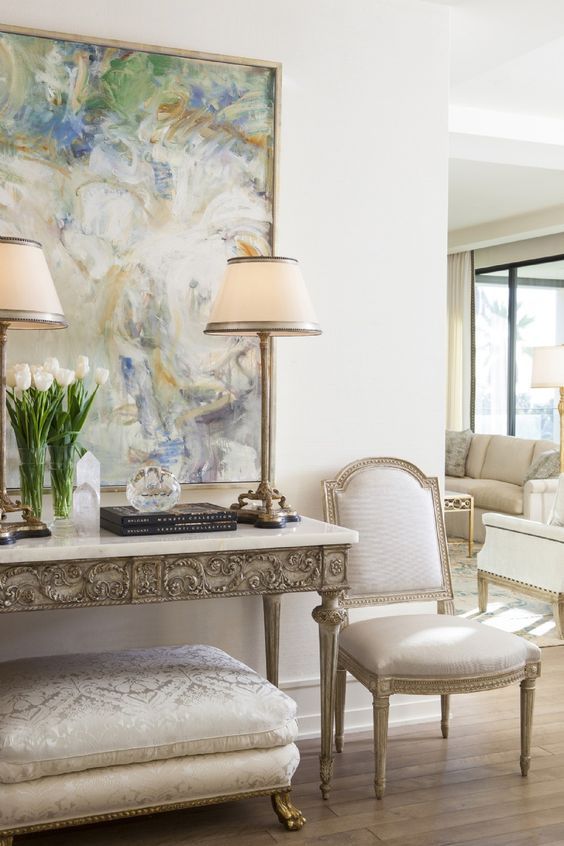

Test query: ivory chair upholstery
[0,644,304,844]
[322,457,541,799]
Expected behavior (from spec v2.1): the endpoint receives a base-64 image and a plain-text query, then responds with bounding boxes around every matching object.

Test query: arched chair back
[322,457,453,608]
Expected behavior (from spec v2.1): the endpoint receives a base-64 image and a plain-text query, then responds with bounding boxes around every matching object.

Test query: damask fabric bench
[0,644,305,843]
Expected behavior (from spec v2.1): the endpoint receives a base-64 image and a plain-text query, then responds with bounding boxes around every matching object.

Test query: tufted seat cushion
[339,614,541,679]
[0,644,298,785]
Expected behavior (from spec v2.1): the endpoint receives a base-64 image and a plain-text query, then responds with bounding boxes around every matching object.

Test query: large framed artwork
[0,25,279,487]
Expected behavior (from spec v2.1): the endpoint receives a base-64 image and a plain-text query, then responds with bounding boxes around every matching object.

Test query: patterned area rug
[449,539,562,647]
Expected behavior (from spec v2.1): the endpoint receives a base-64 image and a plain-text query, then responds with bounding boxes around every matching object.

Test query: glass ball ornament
[126,466,181,512]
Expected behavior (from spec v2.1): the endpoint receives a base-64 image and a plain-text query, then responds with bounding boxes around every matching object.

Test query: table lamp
[0,236,67,544]
[531,344,564,473]
[205,256,321,528]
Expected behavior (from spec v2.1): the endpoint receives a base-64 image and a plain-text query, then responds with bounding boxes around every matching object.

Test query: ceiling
[436,0,564,246]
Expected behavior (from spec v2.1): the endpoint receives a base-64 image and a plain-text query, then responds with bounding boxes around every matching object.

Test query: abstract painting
[0,27,278,486]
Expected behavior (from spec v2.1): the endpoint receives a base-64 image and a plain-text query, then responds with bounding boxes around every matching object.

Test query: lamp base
[0,492,51,544]
[232,481,300,529]
[0,519,51,545]
[232,503,301,529]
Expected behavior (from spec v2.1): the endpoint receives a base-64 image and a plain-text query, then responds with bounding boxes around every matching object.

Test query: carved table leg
[263,594,282,687]
[312,590,346,800]
[0,836,14,845]
[271,790,306,830]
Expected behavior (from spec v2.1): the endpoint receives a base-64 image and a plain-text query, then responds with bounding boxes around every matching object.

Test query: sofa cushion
[444,477,522,515]
[480,435,536,486]
[0,644,298,785]
[465,434,491,479]
[445,429,473,477]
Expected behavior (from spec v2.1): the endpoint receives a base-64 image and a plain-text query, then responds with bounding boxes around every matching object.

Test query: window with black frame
[474,255,564,440]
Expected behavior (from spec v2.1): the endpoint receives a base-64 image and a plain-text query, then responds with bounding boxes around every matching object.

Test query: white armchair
[524,478,559,524]
[478,512,564,638]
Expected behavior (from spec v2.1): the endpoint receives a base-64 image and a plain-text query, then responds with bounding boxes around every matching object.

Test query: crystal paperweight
[126,466,181,512]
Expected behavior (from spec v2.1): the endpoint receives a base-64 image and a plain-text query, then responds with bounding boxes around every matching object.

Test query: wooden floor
[22,645,564,846]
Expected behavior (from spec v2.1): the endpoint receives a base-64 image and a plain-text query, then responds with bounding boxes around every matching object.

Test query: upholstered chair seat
[340,613,540,679]
[322,457,541,801]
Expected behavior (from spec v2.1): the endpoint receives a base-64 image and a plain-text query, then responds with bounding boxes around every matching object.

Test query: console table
[0,516,357,800]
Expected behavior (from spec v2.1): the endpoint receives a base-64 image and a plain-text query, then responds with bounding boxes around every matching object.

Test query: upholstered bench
[0,644,305,843]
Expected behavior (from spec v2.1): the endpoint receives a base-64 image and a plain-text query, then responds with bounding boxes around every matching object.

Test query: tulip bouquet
[6,356,109,522]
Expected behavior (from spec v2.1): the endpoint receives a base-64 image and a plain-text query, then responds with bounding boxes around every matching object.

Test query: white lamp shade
[204,257,321,336]
[531,345,564,388]
[0,237,66,329]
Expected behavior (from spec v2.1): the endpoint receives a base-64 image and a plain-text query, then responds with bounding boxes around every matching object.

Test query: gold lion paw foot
[271,791,306,831]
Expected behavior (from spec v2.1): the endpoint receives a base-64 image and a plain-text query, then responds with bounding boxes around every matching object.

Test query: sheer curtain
[447,251,473,430]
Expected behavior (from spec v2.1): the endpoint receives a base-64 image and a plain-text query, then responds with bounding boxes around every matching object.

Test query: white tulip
[43,357,60,375]
[94,367,109,386]
[15,367,32,391]
[33,369,54,391]
[55,368,75,387]
[14,362,30,373]
[6,367,16,388]
[76,355,90,379]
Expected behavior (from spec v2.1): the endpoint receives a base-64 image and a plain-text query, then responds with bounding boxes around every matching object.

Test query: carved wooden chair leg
[335,666,347,752]
[372,694,390,799]
[520,677,536,776]
[441,694,450,739]
[271,790,306,830]
[477,573,488,613]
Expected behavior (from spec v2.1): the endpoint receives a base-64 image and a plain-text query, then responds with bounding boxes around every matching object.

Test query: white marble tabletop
[0,516,358,564]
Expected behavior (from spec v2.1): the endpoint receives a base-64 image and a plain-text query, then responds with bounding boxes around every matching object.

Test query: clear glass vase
[49,444,77,536]
[18,445,47,520]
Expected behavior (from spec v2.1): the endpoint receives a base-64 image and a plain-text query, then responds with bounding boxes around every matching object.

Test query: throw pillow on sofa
[525,449,560,481]
[445,429,473,478]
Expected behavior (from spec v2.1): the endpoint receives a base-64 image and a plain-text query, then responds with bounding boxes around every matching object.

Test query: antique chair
[0,644,305,843]
[322,457,541,799]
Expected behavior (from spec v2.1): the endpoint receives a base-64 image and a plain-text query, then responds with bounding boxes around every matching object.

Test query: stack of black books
[100,503,237,536]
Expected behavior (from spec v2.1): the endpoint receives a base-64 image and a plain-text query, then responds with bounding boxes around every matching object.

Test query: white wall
[0,0,450,733]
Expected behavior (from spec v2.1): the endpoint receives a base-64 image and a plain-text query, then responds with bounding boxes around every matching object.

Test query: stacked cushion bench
[0,644,305,843]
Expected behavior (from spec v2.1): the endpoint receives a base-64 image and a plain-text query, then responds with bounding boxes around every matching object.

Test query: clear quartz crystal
[126,466,180,512]
[73,451,101,536]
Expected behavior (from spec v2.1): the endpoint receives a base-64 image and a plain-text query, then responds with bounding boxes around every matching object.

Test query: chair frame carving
[322,456,541,800]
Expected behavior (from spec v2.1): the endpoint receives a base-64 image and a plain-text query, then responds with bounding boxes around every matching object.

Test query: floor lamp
[0,237,67,544]
[204,256,321,528]
[531,344,564,473]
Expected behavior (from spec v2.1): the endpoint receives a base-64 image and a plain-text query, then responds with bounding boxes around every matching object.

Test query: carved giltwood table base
[0,517,357,813]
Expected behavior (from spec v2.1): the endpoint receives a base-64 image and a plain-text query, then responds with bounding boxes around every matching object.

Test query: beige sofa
[445,433,558,543]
